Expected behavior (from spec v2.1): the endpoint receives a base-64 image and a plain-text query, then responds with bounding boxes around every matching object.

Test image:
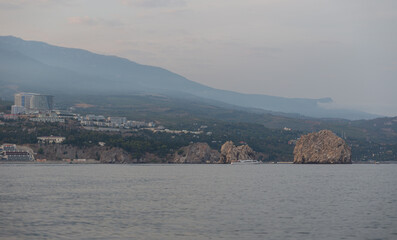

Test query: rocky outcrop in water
[293,130,352,164]
[219,141,256,164]
[172,142,220,163]
[28,141,261,164]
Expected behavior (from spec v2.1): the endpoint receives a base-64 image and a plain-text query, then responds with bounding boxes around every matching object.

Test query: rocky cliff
[171,142,220,163]
[29,141,261,164]
[219,141,256,164]
[293,130,352,164]
[30,144,135,163]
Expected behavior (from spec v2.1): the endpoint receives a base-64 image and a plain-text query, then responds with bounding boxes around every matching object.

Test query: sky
[0,0,396,116]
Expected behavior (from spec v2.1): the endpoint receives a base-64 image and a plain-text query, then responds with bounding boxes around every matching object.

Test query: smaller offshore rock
[219,141,256,164]
[172,142,220,163]
[293,130,352,164]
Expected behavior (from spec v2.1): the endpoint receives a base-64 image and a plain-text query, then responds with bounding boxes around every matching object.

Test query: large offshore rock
[293,130,352,164]
[172,142,220,163]
[219,141,256,164]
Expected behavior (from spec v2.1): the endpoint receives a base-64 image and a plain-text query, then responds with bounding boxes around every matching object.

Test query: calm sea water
[1,164,396,240]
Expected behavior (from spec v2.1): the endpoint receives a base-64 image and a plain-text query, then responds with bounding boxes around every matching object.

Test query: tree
[38,148,44,154]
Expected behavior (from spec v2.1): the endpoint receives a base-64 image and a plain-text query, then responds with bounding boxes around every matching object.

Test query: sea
[0,164,396,240]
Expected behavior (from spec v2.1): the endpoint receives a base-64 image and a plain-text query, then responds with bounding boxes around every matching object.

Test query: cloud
[0,2,22,10]
[248,47,283,59]
[68,16,97,25]
[121,0,186,8]
[67,16,123,27]
[0,0,70,7]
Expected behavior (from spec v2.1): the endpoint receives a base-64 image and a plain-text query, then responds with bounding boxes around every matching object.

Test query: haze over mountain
[0,36,379,120]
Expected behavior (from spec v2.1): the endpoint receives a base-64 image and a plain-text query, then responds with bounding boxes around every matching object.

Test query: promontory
[293,130,352,164]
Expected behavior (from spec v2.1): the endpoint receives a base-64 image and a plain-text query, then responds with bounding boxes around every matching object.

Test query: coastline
[1,160,397,164]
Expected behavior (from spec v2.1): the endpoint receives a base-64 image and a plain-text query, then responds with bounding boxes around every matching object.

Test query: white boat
[231,160,261,165]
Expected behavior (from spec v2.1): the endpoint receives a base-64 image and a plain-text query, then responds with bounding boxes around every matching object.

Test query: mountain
[0,36,379,120]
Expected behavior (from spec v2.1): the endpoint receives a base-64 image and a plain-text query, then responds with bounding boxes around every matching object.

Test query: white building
[30,117,65,123]
[14,93,54,112]
[1,144,17,152]
[11,105,26,114]
[108,117,127,126]
[37,136,66,144]
[0,144,34,161]
[85,115,106,121]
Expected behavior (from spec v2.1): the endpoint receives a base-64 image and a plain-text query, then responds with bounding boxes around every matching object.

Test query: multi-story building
[14,92,34,109]
[14,92,54,112]
[30,117,65,123]
[11,105,26,114]
[108,117,127,126]
[85,115,106,121]
[30,94,54,111]
[1,144,17,152]
[0,144,34,161]
[3,152,34,161]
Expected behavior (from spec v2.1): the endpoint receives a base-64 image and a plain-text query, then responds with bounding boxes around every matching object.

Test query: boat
[231,160,261,165]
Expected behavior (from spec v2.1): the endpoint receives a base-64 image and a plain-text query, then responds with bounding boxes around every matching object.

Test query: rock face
[29,141,260,164]
[172,142,220,163]
[219,141,256,164]
[293,130,352,164]
[30,144,135,163]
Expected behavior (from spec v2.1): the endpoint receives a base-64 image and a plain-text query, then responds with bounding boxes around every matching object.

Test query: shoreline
[1,161,397,164]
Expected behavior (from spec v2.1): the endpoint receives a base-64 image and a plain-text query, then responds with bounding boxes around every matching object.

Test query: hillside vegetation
[2,97,395,162]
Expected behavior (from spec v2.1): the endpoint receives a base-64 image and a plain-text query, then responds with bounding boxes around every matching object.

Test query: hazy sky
[1,0,396,116]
